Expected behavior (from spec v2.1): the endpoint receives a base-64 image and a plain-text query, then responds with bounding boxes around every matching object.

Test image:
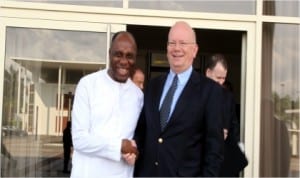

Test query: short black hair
[111,31,136,47]
[111,31,126,43]
[205,53,228,71]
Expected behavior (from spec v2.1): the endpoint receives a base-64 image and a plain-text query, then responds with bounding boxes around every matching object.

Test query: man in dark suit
[205,53,248,176]
[134,21,224,177]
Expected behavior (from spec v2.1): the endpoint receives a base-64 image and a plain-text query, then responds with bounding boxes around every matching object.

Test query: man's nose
[119,56,130,63]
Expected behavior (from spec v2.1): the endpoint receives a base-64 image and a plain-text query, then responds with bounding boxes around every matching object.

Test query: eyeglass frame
[167,41,196,48]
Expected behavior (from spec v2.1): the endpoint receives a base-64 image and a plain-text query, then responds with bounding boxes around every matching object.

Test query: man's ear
[205,69,211,77]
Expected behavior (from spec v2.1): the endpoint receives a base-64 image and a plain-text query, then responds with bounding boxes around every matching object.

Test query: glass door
[0,22,124,176]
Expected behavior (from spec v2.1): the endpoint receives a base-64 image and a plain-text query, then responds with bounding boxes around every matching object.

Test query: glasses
[167,41,196,48]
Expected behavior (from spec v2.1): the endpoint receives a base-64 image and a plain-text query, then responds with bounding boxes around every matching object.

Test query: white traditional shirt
[71,69,143,178]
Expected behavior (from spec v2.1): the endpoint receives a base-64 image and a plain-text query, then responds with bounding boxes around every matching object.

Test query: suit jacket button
[155,162,159,166]
[158,138,163,143]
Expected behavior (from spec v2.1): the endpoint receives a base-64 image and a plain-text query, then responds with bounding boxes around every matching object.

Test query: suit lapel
[151,74,167,132]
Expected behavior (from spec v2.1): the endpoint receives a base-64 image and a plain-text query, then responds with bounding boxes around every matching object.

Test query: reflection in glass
[130,0,255,14]
[263,0,300,17]
[261,23,299,177]
[6,27,106,63]
[1,27,106,176]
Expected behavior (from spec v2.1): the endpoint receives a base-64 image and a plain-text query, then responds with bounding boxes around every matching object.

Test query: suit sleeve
[134,99,146,177]
[134,107,146,152]
[229,99,240,142]
[202,83,224,176]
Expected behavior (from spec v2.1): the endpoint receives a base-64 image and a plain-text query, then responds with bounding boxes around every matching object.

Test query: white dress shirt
[71,69,143,178]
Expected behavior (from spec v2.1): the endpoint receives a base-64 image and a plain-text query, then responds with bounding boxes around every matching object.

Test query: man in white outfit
[71,31,143,178]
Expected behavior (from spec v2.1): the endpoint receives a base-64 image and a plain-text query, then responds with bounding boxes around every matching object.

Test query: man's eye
[179,42,188,46]
[126,54,134,60]
[114,52,122,57]
[167,42,176,46]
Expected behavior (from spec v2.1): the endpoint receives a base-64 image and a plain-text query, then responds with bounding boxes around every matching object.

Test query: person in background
[223,80,241,135]
[71,31,143,178]
[130,67,145,90]
[63,121,73,174]
[134,21,224,177]
[205,53,248,177]
[205,53,234,139]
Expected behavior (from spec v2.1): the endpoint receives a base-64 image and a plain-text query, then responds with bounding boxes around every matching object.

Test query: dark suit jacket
[219,88,248,177]
[134,70,224,177]
[222,89,239,141]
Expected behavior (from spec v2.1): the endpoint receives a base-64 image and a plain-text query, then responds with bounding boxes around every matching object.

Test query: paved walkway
[1,135,71,177]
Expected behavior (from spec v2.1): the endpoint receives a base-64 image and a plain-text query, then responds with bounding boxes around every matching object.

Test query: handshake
[121,139,139,165]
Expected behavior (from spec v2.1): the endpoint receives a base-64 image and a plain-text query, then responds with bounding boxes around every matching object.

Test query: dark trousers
[219,137,248,177]
[63,147,71,171]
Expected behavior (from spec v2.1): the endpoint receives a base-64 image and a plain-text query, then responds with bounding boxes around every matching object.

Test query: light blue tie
[160,75,178,130]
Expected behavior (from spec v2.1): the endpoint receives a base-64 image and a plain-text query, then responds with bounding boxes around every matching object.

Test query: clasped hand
[121,139,138,165]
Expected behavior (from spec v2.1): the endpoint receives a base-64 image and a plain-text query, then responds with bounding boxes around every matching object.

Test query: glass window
[261,23,300,177]
[263,0,300,17]
[41,68,59,83]
[1,27,105,177]
[10,0,122,7]
[5,27,106,63]
[65,69,84,84]
[129,0,255,14]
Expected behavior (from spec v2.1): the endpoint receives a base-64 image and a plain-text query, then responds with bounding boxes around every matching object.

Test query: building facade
[0,0,299,177]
